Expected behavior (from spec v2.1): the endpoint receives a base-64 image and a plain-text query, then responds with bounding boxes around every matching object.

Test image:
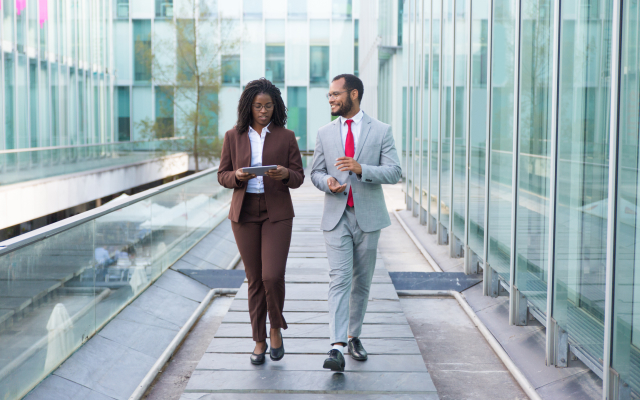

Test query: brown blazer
[218,125,305,223]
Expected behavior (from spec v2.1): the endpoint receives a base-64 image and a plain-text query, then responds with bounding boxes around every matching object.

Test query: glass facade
[397,0,640,392]
[0,0,114,151]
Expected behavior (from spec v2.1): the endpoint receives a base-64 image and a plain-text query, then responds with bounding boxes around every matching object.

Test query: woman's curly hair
[236,78,287,134]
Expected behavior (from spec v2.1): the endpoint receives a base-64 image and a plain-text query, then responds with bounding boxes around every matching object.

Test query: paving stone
[206,338,421,355]
[214,323,415,339]
[24,374,117,400]
[228,299,403,313]
[221,311,408,325]
[185,370,436,394]
[285,274,392,284]
[128,285,200,327]
[98,318,178,359]
[235,283,399,301]
[195,353,428,372]
[181,394,438,400]
[153,269,210,302]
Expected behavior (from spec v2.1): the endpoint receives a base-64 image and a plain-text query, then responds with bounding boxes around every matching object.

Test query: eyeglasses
[252,103,274,111]
[326,90,352,100]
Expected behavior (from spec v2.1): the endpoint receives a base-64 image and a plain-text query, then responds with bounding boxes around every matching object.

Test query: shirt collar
[340,110,364,126]
[248,122,271,135]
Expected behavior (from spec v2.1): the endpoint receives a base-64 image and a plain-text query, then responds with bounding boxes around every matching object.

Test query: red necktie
[345,119,355,207]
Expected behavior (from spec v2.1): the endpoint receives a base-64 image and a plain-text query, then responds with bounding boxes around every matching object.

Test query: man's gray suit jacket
[311,113,402,233]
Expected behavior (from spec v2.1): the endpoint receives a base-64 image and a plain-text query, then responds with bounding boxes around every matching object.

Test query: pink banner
[16,0,26,15]
[39,0,48,28]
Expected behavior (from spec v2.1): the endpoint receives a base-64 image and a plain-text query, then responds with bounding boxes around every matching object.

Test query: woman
[218,78,304,365]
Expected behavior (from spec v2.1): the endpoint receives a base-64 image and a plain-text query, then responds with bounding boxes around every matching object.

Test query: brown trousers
[231,193,292,342]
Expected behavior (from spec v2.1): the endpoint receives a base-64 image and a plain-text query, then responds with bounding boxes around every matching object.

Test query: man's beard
[331,95,354,117]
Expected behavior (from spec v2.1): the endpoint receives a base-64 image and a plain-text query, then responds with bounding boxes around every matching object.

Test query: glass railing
[0,167,231,400]
[0,138,189,187]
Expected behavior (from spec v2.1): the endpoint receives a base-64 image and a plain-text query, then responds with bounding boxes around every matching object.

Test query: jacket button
[344,192,347,196]
[349,171,352,175]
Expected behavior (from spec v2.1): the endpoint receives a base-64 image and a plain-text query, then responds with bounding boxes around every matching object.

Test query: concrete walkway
[181,181,438,399]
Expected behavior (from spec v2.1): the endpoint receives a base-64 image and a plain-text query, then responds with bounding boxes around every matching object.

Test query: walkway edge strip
[128,288,239,400]
[396,291,542,400]
[225,253,242,270]
[392,210,443,272]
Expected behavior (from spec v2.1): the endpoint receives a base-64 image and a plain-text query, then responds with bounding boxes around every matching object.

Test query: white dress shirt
[339,110,364,153]
[246,123,271,194]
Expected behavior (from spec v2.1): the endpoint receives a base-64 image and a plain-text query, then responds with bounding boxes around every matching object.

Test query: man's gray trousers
[323,206,381,345]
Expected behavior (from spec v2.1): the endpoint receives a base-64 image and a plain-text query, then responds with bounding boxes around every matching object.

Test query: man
[311,74,402,372]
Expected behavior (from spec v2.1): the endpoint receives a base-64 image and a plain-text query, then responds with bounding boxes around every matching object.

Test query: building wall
[113,0,361,151]
[0,0,115,150]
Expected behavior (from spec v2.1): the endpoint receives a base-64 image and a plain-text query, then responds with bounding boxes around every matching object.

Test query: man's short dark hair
[332,74,364,103]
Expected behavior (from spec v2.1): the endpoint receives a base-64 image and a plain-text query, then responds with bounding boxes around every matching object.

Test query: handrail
[0,166,220,255]
[0,137,186,155]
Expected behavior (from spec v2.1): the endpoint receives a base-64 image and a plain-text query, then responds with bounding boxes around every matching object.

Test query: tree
[136,0,240,172]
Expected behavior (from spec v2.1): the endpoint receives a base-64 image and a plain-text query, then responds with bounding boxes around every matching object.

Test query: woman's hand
[235,168,256,182]
[265,165,290,181]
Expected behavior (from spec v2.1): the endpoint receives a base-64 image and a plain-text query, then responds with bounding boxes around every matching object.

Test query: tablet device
[242,165,278,176]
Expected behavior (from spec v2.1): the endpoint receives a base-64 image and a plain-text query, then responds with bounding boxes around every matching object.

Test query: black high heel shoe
[270,330,285,361]
[251,344,268,365]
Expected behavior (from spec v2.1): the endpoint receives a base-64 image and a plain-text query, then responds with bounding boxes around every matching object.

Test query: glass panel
[155,0,174,17]
[78,72,86,144]
[266,46,285,84]
[333,0,352,19]
[310,46,330,87]
[222,55,240,85]
[288,0,307,18]
[39,61,50,147]
[354,19,359,76]
[286,20,309,85]
[412,0,420,204]
[116,0,129,18]
[3,0,14,44]
[420,0,431,213]
[242,20,264,84]
[405,0,414,202]
[514,0,553,312]
[330,20,354,77]
[487,0,515,280]
[0,170,232,400]
[468,0,489,257]
[243,0,263,19]
[5,55,15,150]
[430,0,440,220]
[117,87,131,141]
[28,0,38,49]
[439,0,453,231]
[452,0,468,240]
[612,0,640,391]
[30,61,38,148]
[18,56,29,149]
[553,0,612,364]
[155,86,174,138]
[60,66,68,145]
[287,87,307,151]
[133,20,152,83]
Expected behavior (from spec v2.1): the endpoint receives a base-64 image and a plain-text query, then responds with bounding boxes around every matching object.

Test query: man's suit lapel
[354,113,372,161]
[331,119,345,158]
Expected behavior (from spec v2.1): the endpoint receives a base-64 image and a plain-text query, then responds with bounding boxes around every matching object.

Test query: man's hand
[327,177,347,193]
[235,168,256,182]
[335,157,362,175]
[264,165,290,181]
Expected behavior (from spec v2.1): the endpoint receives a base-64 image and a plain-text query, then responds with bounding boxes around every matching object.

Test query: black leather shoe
[251,344,268,365]
[348,337,368,361]
[323,349,345,372]
[270,331,285,361]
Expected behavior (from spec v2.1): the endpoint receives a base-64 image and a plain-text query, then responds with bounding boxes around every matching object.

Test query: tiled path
[181,180,439,399]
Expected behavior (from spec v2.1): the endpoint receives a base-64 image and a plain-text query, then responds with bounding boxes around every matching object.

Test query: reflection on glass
[430,0,440,220]
[156,86,175,138]
[288,0,307,18]
[553,0,612,365]
[452,0,468,241]
[310,46,330,86]
[487,0,515,280]
[0,172,232,400]
[244,0,263,19]
[5,54,15,150]
[155,0,174,17]
[413,0,421,204]
[287,87,307,151]
[266,46,285,84]
[515,0,553,312]
[439,0,453,231]
[333,0,352,19]
[613,0,640,390]
[467,0,488,257]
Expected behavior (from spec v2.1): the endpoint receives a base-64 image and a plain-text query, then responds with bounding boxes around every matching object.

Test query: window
[155,86,174,138]
[333,0,352,19]
[116,0,129,18]
[266,46,285,84]
[287,87,307,150]
[288,0,306,19]
[117,87,130,141]
[243,0,262,19]
[156,0,173,18]
[133,20,152,83]
[222,55,240,85]
[310,46,329,86]
[354,19,359,76]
